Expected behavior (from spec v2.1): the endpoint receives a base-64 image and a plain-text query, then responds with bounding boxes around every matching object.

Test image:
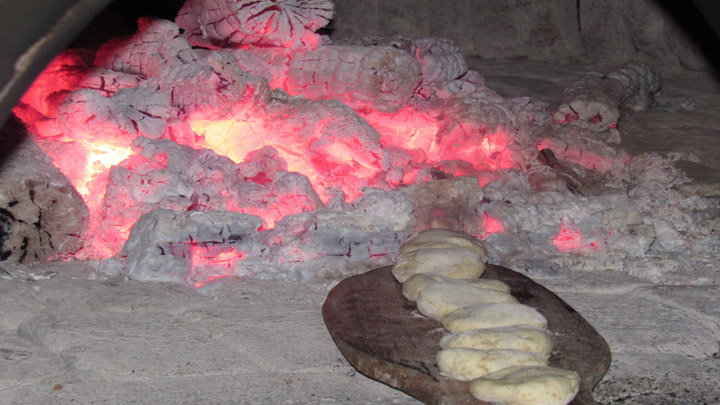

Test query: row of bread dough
[393,229,580,405]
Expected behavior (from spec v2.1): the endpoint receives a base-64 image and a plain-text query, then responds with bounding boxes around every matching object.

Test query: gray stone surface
[549,292,717,359]
[0,263,420,404]
[0,331,66,386]
[593,352,720,404]
[0,276,46,329]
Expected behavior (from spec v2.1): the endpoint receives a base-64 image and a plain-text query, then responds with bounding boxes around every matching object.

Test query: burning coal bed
[3,0,718,288]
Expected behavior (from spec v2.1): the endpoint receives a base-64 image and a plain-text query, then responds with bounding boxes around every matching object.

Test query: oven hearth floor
[2,60,719,404]
[1,260,718,405]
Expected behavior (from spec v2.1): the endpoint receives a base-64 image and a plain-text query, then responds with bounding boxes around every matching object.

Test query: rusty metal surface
[322,265,611,404]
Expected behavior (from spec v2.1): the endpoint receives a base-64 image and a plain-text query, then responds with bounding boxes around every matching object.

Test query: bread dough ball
[403,273,445,301]
[400,229,488,261]
[440,326,553,356]
[402,273,511,302]
[469,366,580,405]
[442,303,548,333]
[416,280,517,320]
[392,247,486,283]
[437,348,547,381]
[469,278,511,294]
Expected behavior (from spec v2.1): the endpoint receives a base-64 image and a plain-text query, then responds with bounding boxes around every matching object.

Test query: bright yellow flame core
[76,143,134,196]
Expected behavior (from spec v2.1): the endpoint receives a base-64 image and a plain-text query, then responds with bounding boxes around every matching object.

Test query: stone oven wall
[329,0,715,71]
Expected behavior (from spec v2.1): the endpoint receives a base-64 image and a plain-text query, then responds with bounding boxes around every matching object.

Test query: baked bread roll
[442,303,548,333]
[402,273,511,302]
[416,281,517,320]
[440,326,553,356]
[469,365,580,405]
[436,348,547,381]
[399,228,488,260]
[392,247,486,283]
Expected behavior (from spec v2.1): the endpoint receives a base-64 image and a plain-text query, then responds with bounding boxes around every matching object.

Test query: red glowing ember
[187,245,246,287]
[552,221,601,253]
[481,212,506,239]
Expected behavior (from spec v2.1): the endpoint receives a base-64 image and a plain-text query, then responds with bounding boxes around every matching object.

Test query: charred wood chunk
[176,0,333,49]
[122,209,265,284]
[333,35,468,85]
[412,37,468,84]
[78,68,144,96]
[0,117,89,263]
[143,52,272,120]
[537,148,585,195]
[94,18,198,78]
[287,45,422,113]
[553,62,662,132]
[537,148,562,170]
[53,87,172,141]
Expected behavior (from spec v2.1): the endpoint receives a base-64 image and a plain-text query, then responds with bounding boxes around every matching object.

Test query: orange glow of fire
[75,142,134,197]
[436,129,515,172]
[360,106,439,156]
[361,107,516,174]
[78,151,170,259]
[190,118,262,162]
[189,116,334,199]
[13,47,531,263]
[187,244,245,287]
[189,114,383,203]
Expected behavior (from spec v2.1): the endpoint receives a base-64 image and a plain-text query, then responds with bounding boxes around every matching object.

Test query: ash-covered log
[287,45,422,113]
[123,208,265,285]
[0,117,89,263]
[553,62,662,133]
[176,0,334,49]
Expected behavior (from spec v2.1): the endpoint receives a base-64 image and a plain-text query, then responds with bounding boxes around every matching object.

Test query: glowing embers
[187,244,245,287]
[435,128,515,172]
[552,221,601,253]
[123,209,263,284]
[80,149,171,258]
[189,115,334,201]
[190,117,265,162]
[76,142,134,197]
[480,212,506,239]
[361,106,516,177]
[360,106,439,154]
[189,100,389,203]
[11,33,527,267]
